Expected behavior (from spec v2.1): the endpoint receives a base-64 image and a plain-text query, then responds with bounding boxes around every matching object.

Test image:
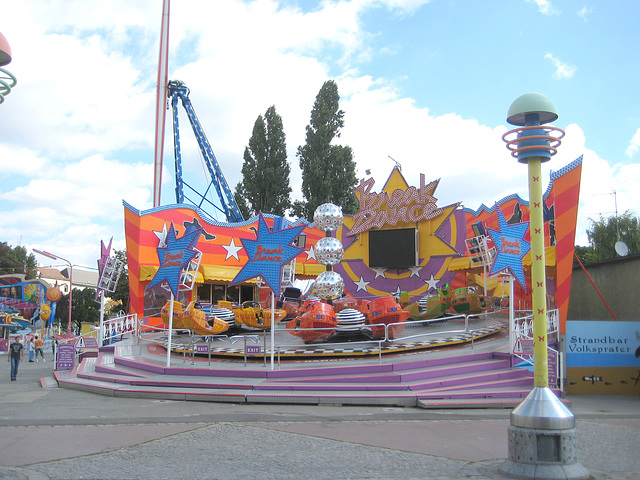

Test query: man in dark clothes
[7,336,24,381]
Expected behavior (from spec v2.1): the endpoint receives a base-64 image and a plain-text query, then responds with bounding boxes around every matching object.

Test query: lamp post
[499,94,588,479]
[33,249,73,336]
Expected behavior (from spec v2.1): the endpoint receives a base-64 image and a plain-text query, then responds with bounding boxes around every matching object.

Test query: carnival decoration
[229,213,304,298]
[148,222,202,298]
[46,286,62,303]
[147,222,202,367]
[96,238,126,345]
[313,203,345,301]
[487,208,531,291]
[314,237,344,266]
[0,31,17,104]
[96,238,124,297]
[314,271,345,301]
[314,203,344,231]
[39,304,51,322]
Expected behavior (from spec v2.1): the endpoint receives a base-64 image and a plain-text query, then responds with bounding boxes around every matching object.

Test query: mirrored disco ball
[314,270,345,300]
[315,236,344,266]
[313,203,344,232]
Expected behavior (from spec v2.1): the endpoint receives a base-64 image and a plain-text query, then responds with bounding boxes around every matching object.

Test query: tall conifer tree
[293,80,358,220]
[235,106,291,217]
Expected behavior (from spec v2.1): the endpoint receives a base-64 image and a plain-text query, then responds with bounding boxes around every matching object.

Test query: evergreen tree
[235,106,291,217]
[294,80,358,220]
[0,242,37,279]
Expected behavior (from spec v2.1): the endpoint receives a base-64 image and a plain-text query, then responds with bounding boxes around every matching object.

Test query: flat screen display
[368,228,418,268]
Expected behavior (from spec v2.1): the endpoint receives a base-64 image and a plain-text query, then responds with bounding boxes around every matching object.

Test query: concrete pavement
[1,353,638,479]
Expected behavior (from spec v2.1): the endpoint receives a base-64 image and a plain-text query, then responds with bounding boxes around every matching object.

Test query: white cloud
[625,126,640,158]
[544,53,577,80]
[0,0,634,267]
[528,0,559,16]
[577,6,592,21]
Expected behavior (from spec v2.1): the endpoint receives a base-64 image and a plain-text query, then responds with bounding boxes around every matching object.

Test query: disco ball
[313,203,343,232]
[315,236,344,266]
[314,270,344,300]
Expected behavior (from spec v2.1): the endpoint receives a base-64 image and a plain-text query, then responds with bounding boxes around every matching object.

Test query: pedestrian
[52,338,57,361]
[34,335,45,362]
[27,337,35,362]
[8,336,24,381]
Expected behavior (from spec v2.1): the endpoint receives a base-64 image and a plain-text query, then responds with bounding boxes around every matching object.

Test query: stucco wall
[568,255,640,321]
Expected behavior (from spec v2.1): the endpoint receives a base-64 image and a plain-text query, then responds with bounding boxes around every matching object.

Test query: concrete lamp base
[499,387,589,479]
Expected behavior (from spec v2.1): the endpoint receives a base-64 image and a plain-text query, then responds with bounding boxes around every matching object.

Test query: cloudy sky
[1,0,639,271]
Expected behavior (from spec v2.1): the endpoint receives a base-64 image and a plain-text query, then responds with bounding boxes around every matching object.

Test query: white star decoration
[408,266,422,277]
[223,238,243,261]
[424,274,439,292]
[152,223,168,247]
[372,267,387,278]
[354,276,370,292]
[305,245,316,261]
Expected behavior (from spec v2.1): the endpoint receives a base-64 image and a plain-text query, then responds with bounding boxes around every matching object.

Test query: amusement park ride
[118,62,584,356]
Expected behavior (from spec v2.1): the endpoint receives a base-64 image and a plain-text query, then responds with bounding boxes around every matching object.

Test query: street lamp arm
[33,248,74,336]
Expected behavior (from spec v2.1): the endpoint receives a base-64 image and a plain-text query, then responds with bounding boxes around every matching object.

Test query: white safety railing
[102,313,139,346]
[510,308,562,390]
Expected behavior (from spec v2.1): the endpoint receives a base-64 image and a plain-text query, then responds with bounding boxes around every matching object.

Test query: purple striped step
[406,368,530,391]
[397,358,511,382]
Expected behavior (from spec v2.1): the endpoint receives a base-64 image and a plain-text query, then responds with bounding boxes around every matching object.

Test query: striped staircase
[52,342,564,409]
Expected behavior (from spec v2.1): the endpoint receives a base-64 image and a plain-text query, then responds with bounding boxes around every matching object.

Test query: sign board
[246,345,261,355]
[547,348,558,386]
[76,337,99,349]
[56,343,76,370]
[196,344,209,354]
[566,320,640,394]
[513,337,534,355]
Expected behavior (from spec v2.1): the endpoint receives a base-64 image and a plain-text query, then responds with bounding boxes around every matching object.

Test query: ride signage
[348,174,444,236]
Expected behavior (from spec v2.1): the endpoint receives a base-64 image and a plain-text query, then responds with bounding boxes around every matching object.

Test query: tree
[294,80,358,220]
[55,288,100,333]
[575,211,640,264]
[0,242,37,279]
[235,106,292,217]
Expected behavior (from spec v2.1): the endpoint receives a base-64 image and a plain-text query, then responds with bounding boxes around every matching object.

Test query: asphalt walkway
[1,352,638,479]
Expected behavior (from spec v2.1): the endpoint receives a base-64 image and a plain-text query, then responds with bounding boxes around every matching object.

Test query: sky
[1,0,639,272]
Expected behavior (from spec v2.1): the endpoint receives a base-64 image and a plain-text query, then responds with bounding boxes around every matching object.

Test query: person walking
[8,336,24,381]
[27,337,35,362]
[34,335,45,362]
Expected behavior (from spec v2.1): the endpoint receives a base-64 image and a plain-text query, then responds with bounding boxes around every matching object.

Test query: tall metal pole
[153,0,170,207]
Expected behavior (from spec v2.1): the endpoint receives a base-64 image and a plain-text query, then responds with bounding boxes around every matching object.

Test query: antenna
[611,190,630,256]
[388,156,401,171]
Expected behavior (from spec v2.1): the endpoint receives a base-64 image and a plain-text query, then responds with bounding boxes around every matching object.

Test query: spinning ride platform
[152,314,507,360]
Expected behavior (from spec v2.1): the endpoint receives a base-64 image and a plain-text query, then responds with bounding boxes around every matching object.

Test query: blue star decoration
[230,213,305,297]
[487,208,531,291]
[147,222,202,298]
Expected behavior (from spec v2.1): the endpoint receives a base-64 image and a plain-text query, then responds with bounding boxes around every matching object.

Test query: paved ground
[1,353,638,479]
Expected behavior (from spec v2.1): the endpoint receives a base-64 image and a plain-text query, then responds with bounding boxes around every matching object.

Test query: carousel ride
[149,202,498,359]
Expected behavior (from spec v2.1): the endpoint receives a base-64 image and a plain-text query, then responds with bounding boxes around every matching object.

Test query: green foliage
[294,80,358,220]
[235,106,292,217]
[0,242,37,279]
[575,211,640,264]
[55,288,100,333]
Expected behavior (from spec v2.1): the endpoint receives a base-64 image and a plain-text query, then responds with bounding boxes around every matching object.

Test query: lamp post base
[499,387,589,479]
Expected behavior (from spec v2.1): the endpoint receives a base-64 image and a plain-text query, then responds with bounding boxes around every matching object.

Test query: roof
[36,267,67,281]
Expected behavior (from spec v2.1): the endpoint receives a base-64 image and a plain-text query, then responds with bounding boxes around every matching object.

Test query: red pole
[573,252,618,321]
